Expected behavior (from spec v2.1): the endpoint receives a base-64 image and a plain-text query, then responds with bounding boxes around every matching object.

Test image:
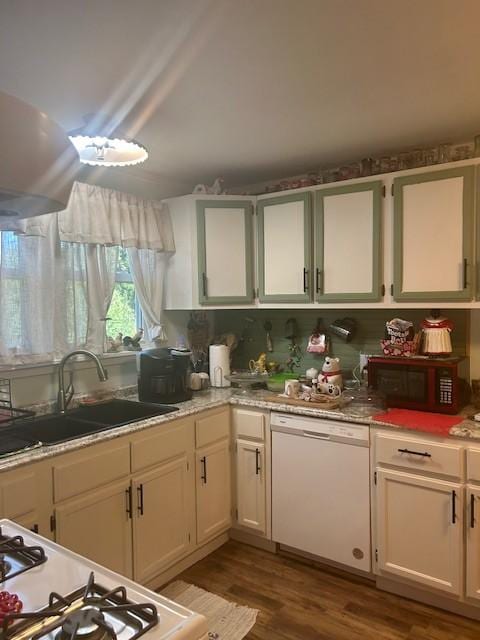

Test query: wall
[214,309,469,378]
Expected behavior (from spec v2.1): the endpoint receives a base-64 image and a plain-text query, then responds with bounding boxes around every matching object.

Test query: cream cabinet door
[315,181,383,302]
[235,439,266,535]
[257,192,312,303]
[466,486,480,600]
[55,479,133,578]
[133,456,194,584]
[196,439,232,544]
[0,463,52,538]
[376,469,462,595]
[393,166,474,301]
[197,200,254,305]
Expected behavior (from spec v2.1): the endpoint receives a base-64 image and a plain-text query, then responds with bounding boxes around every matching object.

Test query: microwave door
[376,367,428,403]
[406,369,427,401]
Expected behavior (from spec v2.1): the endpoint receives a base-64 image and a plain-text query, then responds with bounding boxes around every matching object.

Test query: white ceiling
[2,0,480,190]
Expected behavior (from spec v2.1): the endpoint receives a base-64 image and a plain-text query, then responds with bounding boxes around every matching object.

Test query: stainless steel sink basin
[6,399,179,448]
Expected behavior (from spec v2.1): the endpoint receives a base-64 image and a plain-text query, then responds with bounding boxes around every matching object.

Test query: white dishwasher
[271,411,371,572]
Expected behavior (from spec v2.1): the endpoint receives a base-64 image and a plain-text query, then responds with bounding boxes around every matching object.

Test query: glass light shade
[69,134,148,167]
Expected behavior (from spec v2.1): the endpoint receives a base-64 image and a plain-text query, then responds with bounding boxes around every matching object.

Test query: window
[105,247,141,342]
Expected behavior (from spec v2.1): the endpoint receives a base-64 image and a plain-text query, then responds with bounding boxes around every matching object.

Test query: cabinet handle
[137,484,144,516]
[303,268,308,292]
[201,456,207,484]
[30,524,39,534]
[202,272,208,297]
[452,490,457,524]
[463,258,468,289]
[471,494,476,529]
[316,268,322,294]
[125,486,133,519]
[397,448,432,458]
[255,448,261,475]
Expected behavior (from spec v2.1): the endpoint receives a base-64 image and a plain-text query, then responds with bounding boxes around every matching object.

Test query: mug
[284,379,300,398]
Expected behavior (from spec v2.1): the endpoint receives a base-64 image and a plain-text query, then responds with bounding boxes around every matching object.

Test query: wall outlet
[359,353,373,373]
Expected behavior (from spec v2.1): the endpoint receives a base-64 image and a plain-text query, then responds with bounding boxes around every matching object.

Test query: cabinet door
[196,439,232,544]
[133,456,194,584]
[393,166,474,301]
[235,439,266,535]
[257,192,312,302]
[197,200,254,305]
[0,464,52,538]
[315,181,383,302]
[55,480,133,578]
[466,486,480,600]
[376,469,462,595]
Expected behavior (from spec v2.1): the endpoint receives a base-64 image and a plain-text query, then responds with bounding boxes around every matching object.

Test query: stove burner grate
[1,572,158,640]
[0,526,47,583]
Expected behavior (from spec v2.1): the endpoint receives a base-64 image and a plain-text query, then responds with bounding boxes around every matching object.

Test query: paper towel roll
[209,344,231,388]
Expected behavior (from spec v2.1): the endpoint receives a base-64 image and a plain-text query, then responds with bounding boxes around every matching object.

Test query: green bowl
[267,372,298,393]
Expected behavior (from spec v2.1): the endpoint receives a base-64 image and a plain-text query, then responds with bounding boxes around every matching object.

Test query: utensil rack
[0,378,35,424]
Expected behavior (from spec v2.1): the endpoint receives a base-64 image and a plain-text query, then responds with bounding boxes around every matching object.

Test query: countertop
[2,388,480,472]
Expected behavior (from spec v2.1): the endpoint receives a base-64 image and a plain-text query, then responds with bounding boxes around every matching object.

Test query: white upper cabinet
[257,192,312,303]
[315,181,383,302]
[393,166,475,302]
[197,200,254,305]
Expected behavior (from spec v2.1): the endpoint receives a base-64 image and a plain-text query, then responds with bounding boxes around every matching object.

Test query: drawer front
[233,408,265,440]
[467,448,480,482]
[53,441,130,503]
[375,432,463,478]
[195,408,230,448]
[131,418,193,473]
[1,470,37,519]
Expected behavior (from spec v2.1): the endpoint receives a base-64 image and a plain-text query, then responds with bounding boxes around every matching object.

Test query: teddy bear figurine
[317,356,343,395]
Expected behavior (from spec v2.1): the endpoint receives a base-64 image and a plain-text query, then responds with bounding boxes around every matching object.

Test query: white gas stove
[0,520,208,640]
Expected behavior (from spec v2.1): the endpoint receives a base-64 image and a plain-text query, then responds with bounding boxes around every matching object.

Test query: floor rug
[161,580,258,640]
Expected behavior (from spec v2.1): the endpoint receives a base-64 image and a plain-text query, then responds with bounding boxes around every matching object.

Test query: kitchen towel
[373,408,463,435]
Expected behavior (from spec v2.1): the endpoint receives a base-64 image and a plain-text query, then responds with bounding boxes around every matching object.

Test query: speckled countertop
[2,388,480,473]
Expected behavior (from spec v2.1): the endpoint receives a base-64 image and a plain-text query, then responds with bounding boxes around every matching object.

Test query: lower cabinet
[196,439,232,544]
[376,468,463,595]
[55,479,133,578]
[235,439,266,535]
[132,455,195,584]
[467,486,480,601]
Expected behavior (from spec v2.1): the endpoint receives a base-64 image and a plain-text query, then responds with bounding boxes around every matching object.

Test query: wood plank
[171,540,480,640]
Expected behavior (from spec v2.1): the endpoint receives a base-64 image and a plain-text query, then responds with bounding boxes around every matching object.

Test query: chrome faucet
[57,349,108,413]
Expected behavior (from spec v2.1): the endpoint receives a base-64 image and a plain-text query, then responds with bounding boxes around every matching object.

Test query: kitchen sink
[68,398,178,426]
[1,399,179,450]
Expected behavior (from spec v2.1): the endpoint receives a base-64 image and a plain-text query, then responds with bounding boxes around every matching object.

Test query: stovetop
[0,526,47,583]
[0,521,208,640]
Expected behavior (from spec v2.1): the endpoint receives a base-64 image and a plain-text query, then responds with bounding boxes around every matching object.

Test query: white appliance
[0,519,208,639]
[271,412,371,572]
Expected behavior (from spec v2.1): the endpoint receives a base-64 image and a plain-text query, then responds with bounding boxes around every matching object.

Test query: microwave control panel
[437,368,453,405]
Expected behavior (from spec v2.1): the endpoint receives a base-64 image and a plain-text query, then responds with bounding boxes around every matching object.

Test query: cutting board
[373,408,463,435]
[263,394,341,411]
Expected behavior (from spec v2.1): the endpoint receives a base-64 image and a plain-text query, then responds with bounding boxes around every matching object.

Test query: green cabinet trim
[257,192,312,303]
[196,200,254,305]
[393,166,475,302]
[314,181,383,302]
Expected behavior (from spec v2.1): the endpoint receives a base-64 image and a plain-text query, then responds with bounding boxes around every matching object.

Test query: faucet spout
[57,349,108,413]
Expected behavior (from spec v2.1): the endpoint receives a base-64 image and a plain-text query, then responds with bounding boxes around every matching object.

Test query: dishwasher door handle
[303,430,331,440]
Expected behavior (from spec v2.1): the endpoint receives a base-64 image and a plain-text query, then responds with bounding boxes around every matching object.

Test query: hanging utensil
[263,320,273,352]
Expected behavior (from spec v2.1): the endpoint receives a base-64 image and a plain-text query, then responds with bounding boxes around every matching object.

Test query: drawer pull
[397,448,431,458]
[452,490,457,524]
[201,456,207,484]
[471,494,476,529]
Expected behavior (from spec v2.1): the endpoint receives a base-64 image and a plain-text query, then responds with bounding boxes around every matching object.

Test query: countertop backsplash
[213,309,469,378]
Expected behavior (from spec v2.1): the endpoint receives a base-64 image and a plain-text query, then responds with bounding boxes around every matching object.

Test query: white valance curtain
[0,182,175,365]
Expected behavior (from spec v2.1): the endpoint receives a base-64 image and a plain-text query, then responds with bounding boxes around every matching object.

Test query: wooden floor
[177,541,480,639]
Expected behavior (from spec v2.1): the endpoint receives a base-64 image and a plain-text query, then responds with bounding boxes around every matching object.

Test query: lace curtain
[0,181,175,365]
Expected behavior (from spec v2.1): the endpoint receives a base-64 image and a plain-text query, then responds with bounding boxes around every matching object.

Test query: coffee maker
[138,348,192,404]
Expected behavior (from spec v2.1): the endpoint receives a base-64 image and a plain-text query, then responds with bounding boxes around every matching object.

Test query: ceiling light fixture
[68,114,148,167]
